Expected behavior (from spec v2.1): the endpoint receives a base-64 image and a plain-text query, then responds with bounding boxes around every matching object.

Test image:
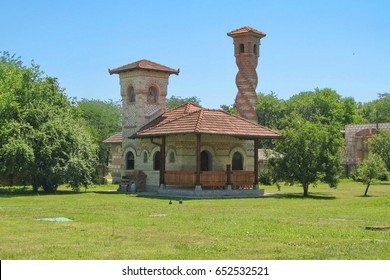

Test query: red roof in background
[133,103,282,139]
[227,26,266,38]
[102,132,122,143]
[108,59,179,75]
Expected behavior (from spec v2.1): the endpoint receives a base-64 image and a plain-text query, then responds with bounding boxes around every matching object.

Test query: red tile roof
[102,132,122,143]
[227,26,266,38]
[133,103,282,139]
[108,59,179,75]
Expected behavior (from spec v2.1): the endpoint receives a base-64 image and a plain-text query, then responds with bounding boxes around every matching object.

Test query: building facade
[104,27,282,195]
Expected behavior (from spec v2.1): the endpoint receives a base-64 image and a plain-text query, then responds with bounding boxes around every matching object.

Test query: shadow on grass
[279,193,337,200]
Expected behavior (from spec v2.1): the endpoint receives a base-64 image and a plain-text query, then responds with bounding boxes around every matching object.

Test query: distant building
[343,123,390,174]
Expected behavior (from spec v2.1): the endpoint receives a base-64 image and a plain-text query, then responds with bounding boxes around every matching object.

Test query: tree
[356,153,387,196]
[0,52,97,192]
[77,99,121,164]
[269,116,343,197]
[370,130,390,170]
[359,93,390,123]
[256,92,285,129]
[284,88,360,128]
[166,95,201,109]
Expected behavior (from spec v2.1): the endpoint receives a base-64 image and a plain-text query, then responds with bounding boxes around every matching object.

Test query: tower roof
[227,26,266,38]
[108,59,179,75]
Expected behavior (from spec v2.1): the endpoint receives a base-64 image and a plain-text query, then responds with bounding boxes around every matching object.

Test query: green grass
[0,180,389,260]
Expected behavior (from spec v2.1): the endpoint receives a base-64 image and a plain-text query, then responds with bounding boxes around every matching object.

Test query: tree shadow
[279,193,337,200]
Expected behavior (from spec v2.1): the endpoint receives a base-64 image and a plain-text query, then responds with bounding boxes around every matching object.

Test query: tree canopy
[0,52,97,192]
[269,116,343,197]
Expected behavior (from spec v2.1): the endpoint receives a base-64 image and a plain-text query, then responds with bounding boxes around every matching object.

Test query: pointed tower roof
[108,59,179,75]
[227,26,266,38]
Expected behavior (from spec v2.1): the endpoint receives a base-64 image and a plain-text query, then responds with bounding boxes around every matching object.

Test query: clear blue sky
[2,0,389,109]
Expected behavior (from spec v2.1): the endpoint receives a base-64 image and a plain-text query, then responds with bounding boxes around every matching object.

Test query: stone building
[103,26,282,196]
[343,123,390,173]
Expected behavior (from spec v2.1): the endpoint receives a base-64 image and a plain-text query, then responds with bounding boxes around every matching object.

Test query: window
[239,44,245,53]
[126,151,135,170]
[232,152,243,170]
[200,150,212,171]
[127,86,135,103]
[153,151,161,171]
[253,44,257,54]
[147,86,158,103]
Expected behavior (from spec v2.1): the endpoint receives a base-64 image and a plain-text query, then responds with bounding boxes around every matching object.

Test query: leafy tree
[0,52,97,192]
[359,93,390,123]
[256,92,285,129]
[284,88,361,127]
[370,130,390,170]
[77,99,121,164]
[166,95,201,109]
[269,116,343,197]
[356,153,387,196]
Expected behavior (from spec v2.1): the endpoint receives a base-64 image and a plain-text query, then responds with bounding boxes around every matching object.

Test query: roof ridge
[194,109,204,133]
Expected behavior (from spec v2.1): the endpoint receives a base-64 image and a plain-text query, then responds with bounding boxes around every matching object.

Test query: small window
[143,151,148,163]
[169,151,175,163]
[253,44,257,54]
[232,152,243,170]
[126,151,135,170]
[153,151,161,171]
[127,86,135,103]
[239,44,245,53]
[147,86,158,103]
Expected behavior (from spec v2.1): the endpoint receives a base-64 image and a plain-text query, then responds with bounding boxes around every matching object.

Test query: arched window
[153,151,161,171]
[201,150,212,171]
[253,44,257,54]
[232,152,243,170]
[239,44,245,53]
[147,86,158,103]
[126,151,135,170]
[127,86,135,103]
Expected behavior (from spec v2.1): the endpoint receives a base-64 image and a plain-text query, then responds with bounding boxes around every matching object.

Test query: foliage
[359,93,390,123]
[220,103,237,115]
[166,95,201,109]
[269,116,343,196]
[370,130,390,171]
[256,92,285,129]
[284,88,362,128]
[0,52,97,192]
[77,99,121,164]
[356,153,387,196]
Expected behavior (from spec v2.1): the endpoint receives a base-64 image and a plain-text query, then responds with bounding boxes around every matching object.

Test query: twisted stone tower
[228,26,266,123]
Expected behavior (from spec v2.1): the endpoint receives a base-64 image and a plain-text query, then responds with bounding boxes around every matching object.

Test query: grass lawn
[0,180,389,260]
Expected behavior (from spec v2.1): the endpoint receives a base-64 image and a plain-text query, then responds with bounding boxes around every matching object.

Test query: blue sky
[2,0,389,109]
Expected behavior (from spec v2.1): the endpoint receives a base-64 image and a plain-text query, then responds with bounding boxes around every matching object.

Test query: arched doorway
[200,150,212,171]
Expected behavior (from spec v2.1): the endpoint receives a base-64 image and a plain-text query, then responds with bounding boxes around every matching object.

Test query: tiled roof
[108,59,179,75]
[133,103,282,139]
[102,132,122,143]
[227,26,266,38]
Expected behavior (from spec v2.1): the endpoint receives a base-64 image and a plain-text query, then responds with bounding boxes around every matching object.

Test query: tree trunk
[303,184,309,197]
[364,182,370,196]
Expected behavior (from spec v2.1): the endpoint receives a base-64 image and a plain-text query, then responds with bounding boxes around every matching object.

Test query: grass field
[0,180,389,260]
